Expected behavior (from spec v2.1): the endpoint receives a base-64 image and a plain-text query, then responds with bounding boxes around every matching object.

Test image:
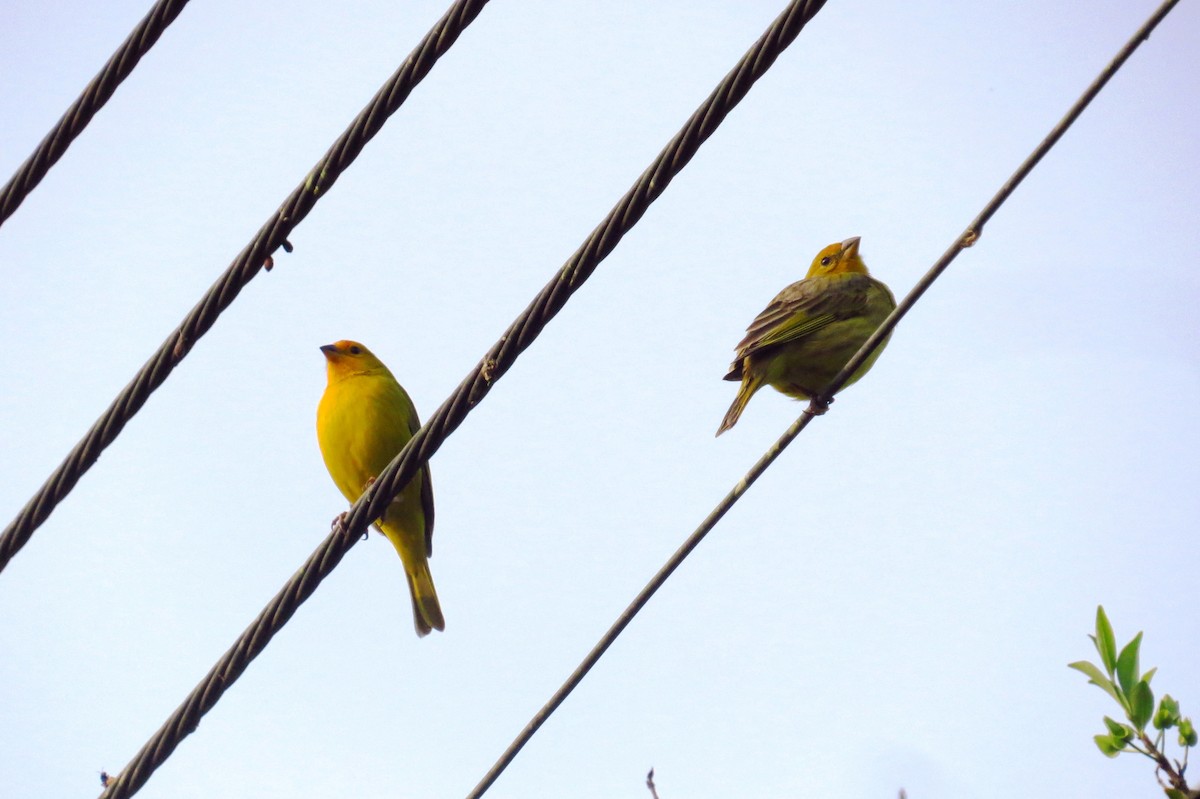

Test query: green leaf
[1142,666,1157,684]
[1155,694,1181,730]
[1069,661,1127,708]
[1103,716,1134,744]
[1116,631,1142,698]
[1130,680,1155,731]
[1165,789,1188,799]
[1093,733,1123,758]
[1095,606,1117,674]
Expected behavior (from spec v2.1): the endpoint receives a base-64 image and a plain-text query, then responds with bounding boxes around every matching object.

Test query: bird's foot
[330,511,348,533]
[330,511,370,541]
[359,478,378,539]
[808,396,833,415]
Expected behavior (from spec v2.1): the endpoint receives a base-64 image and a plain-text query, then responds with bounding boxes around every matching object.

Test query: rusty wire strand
[0,0,492,576]
[97,2,830,797]
[0,0,192,229]
[464,1,1182,796]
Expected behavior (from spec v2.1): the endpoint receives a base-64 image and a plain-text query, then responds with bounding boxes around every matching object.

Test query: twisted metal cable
[0,0,192,229]
[0,0,492,576]
[98,2,831,796]
[465,1,1183,795]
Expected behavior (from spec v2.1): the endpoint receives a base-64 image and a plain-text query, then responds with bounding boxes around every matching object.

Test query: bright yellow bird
[717,237,896,435]
[317,340,444,636]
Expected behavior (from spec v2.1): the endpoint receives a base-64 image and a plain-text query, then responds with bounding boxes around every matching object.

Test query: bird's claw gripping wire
[329,512,369,542]
[806,396,832,416]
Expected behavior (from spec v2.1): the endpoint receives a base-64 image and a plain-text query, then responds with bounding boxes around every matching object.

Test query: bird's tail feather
[381,524,445,636]
[403,559,444,637]
[717,374,762,436]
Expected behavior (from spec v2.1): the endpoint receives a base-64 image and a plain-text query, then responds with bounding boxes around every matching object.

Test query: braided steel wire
[97,2,830,796]
[465,1,1184,795]
[0,0,492,576]
[0,0,191,229]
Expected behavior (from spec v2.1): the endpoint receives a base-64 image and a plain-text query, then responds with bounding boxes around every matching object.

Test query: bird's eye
[349,346,361,355]
[820,257,832,267]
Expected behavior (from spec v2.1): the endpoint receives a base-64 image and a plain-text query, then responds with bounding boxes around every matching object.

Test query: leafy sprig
[1070,606,1196,798]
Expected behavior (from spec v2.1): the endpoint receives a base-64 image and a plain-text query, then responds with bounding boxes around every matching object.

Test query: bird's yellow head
[804,237,869,278]
[320,339,388,382]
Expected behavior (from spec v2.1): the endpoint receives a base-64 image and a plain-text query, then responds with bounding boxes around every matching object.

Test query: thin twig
[646,768,661,799]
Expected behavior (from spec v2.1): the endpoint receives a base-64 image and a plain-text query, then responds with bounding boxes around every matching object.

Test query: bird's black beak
[320,343,339,358]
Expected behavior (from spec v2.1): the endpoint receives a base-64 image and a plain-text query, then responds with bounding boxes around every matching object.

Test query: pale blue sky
[2,2,1198,798]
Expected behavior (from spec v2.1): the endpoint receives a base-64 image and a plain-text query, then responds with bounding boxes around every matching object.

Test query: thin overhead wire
[0,0,192,229]
[463,1,1182,796]
[97,2,831,797]
[0,0,492,577]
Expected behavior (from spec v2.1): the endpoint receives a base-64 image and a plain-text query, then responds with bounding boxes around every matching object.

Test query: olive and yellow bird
[316,340,444,636]
[717,237,896,435]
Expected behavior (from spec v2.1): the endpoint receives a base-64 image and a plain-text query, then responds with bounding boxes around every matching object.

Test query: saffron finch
[717,237,895,435]
[317,340,444,636]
